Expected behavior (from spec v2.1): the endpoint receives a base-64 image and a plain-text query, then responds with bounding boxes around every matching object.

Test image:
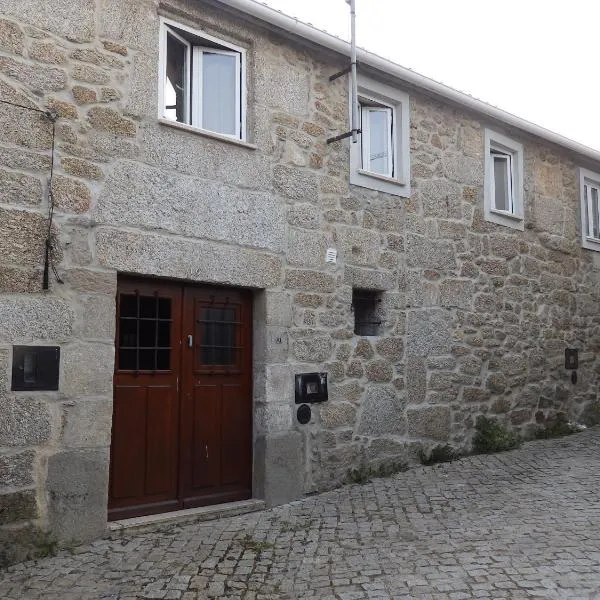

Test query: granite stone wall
[0,0,598,564]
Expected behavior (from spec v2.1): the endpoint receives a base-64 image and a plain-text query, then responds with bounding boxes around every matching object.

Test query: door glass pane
[165,32,187,123]
[200,307,238,365]
[368,109,390,175]
[592,187,599,239]
[202,52,237,136]
[118,293,172,371]
[493,155,509,211]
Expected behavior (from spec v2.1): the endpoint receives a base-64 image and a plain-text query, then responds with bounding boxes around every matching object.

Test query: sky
[259,0,600,151]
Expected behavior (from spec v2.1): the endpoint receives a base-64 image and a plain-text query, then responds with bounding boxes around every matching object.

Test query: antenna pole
[348,0,358,143]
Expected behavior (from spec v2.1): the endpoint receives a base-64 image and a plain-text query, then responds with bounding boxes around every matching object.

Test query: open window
[159,18,246,140]
[484,129,524,230]
[350,75,410,198]
[580,168,600,251]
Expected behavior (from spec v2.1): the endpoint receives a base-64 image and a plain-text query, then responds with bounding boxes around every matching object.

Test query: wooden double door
[108,277,253,520]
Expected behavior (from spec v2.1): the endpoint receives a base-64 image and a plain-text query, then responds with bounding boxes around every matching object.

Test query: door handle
[205,444,208,461]
[187,335,193,348]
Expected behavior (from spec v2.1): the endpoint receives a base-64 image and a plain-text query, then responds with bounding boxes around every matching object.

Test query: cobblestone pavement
[3,430,600,600]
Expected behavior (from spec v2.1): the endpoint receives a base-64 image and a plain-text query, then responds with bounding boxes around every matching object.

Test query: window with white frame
[159,18,246,140]
[579,168,600,250]
[484,129,524,230]
[350,76,410,197]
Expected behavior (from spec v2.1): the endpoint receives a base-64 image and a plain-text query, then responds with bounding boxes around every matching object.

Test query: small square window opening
[352,289,382,336]
[160,19,245,140]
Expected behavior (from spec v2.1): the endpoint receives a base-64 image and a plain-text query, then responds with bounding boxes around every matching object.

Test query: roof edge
[216,0,600,163]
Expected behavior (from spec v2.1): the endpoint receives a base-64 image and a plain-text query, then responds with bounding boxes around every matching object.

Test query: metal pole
[348,0,358,143]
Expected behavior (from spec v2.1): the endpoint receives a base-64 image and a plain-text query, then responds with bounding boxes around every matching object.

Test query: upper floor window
[580,168,600,251]
[484,129,524,230]
[350,76,410,198]
[159,18,246,140]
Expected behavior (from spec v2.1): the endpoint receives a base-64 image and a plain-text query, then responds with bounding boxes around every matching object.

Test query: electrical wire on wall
[0,98,62,290]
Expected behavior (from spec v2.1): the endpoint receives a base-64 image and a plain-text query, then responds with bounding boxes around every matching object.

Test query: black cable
[0,97,61,289]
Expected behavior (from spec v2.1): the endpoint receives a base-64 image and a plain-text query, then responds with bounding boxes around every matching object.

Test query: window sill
[357,169,406,186]
[489,208,523,222]
[158,118,257,150]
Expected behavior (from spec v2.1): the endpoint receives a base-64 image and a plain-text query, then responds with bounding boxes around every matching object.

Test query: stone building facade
[0,0,599,564]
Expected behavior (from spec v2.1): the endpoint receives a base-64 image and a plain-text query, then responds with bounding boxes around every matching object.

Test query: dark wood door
[180,287,253,507]
[108,278,252,520]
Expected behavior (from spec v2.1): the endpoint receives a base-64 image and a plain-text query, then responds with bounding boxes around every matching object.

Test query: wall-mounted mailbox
[295,372,328,404]
[11,346,60,391]
[565,348,578,370]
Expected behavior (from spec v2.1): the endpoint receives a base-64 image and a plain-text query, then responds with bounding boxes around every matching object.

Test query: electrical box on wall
[11,346,60,391]
[565,348,579,370]
[295,372,328,404]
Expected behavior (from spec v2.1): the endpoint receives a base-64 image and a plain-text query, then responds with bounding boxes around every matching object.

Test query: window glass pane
[119,349,137,371]
[201,307,237,365]
[202,52,237,136]
[119,319,137,348]
[368,110,390,175]
[120,294,137,318]
[165,33,187,123]
[139,319,155,347]
[139,296,157,318]
[592,187,599,239]
[493,155,509,211]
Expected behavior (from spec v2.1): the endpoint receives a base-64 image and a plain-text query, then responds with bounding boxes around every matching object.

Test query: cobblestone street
[3,429,600,600]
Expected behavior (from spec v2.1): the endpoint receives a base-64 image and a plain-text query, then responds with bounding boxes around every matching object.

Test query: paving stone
[3,430,600,598]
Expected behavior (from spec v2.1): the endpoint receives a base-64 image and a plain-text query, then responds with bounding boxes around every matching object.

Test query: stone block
[288,204,320,229]
[103,41,128,56]
[96,161,284,252]
[0,489,37,525]
[96,228,282,289]
[406,309,452,357]
[440,279,474,309]
[344,266,396,291]
[0,347,8,393]
[375,337,404,361]
[407,357,426,404]
[319,402,356,429]
[462,387,491,403]
[357,385,406,436]
[0,19,23,55]
[254,58,310,115]
[407,406,451,440]
[273,165,318,202]
[329,380,363,405]
[79,295,115,340]
[0,398,52,446]
[1,0,95,42]
[489,234,520,259]
[255,403,292,434]
[285,269,335,293]
[292,336,333,362]
[46,449,109,540]
[63,269,116,294]
[0,297,73,343]
[338,226,382,267]
[0,207,47,270]
[254,432,304,507]
[365,359,393,382]
[60,343,114,397]
[406,234,456,270]
[441,154,484,186]
[287,228,327,267]
[0,145,51,172]
[418,179,462,219]
[0,169,42,206]
[46,99,78,119]
[61,157,103,180]
[72,85,97,105]
[0,102,53,150]
[0,56,66,92]
[61,398,112,448]
[0,450,35,488]
[73,64,110,85]
[28,41,66,64]
[52,176,92,213]
[265,292,292,327]
[99,0,158,52]
[142,123,271,190]
[88,107,135,136]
